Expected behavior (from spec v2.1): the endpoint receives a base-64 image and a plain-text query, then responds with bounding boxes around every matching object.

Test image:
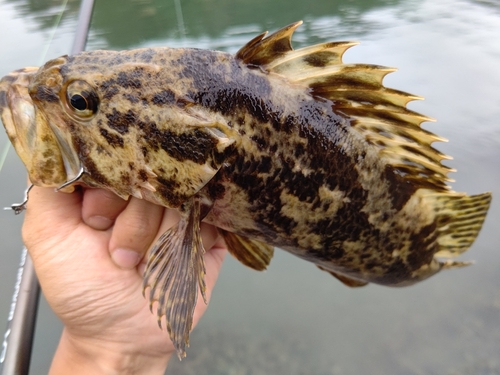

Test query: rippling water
[0,0,499,373]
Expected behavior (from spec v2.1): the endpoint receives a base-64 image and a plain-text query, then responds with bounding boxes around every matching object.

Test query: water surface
[0,0,499,374]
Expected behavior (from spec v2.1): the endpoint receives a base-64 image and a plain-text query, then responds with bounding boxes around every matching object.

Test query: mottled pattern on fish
[0,22,491,358]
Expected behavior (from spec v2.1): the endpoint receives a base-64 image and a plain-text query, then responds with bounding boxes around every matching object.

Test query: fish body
[0,22,491,357]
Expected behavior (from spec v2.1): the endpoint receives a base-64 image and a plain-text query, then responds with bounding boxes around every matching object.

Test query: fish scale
[0,21,491,359]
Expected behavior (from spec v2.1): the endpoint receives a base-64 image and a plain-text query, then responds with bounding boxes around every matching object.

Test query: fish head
[0,49,238,205]
[0,64,78,189]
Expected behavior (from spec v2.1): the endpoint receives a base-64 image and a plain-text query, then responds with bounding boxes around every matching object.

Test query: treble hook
[4,184,34,215]
[4,166,85,215]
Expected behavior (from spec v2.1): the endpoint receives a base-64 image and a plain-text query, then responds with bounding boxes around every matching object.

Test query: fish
[0,21,492,358]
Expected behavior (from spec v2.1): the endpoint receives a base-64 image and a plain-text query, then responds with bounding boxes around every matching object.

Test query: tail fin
[429,192,491,259]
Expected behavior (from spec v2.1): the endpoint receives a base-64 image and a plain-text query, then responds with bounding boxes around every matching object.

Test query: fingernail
[111,248,141,269]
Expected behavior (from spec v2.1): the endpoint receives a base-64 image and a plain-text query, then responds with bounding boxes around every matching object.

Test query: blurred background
[0,0,499,374]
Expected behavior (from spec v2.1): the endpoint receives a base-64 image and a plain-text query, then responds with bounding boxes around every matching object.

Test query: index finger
[23,186,83,247]
[81,188,129,231]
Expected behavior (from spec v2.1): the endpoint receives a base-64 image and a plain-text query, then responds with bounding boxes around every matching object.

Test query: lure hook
[56,165,85,191]
[4,184,34,215]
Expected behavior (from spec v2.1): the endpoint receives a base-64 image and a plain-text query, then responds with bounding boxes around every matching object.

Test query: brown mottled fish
[0,22,492,358]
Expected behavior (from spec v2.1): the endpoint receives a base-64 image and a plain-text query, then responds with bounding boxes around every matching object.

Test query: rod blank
[0,249,40,375]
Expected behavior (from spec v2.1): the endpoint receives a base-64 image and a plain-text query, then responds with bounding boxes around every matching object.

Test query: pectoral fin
[218,229,274,271]
[316,265,368,287]
[142,196,206,359]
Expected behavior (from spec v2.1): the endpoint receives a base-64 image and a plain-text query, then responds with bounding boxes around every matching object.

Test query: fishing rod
[0,249,38,375]
[0,1,95,373]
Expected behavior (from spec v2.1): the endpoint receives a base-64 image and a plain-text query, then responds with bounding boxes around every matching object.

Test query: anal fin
[142,196,206,359]
[317,265,368,287]
[218,229,274,271]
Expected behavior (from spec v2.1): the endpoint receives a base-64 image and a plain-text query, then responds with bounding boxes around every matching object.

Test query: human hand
[22,186,227,375]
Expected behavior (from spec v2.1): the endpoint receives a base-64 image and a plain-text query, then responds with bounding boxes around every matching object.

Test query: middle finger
[109,197,164,269]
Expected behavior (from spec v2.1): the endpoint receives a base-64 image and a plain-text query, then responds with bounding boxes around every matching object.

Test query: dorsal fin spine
[267,41,358,71]
[235,32,268,62]
[235,21,302,66]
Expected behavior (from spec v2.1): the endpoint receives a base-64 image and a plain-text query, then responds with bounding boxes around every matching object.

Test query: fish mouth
[0,67,39,164]
[0,67,81,187]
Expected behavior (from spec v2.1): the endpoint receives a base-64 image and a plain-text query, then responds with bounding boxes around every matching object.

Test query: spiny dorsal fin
[236,21,301,66]
[236,22,454,192]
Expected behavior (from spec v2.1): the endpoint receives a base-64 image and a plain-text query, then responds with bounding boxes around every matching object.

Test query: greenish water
[0,0,499,374]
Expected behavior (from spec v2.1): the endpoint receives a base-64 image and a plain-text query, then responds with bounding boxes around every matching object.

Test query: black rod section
[72,0,95,55]
[0,249,39,375]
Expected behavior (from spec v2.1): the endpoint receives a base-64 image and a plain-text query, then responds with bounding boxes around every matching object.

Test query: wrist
[50,329,172,375]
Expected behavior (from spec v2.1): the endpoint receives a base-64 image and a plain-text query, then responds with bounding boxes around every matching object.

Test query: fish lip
[0,67,39,166]
[0,67,81,185]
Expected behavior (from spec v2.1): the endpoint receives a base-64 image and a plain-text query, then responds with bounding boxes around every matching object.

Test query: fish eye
[65,80,99,118]
[70,94,88,111]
